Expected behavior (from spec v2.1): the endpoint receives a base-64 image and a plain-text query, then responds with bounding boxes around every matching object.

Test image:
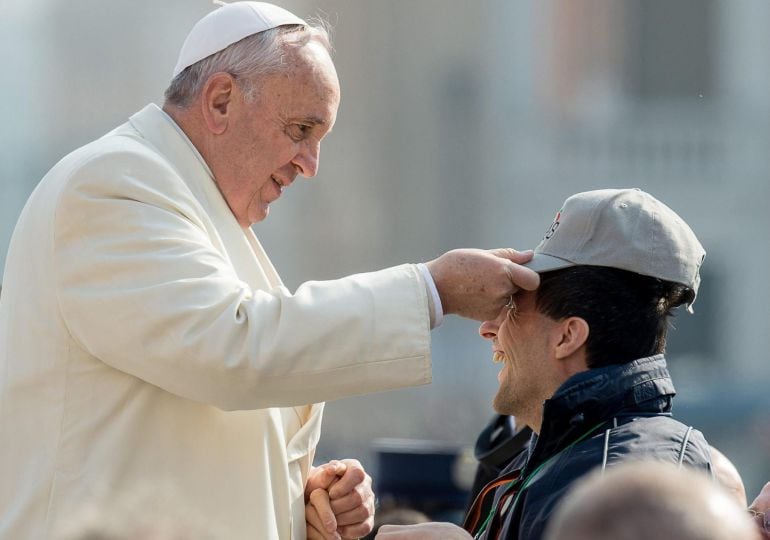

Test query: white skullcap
[172,1,306,77]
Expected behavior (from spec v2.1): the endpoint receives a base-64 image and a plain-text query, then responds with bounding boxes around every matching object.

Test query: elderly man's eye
[286,124,310,141]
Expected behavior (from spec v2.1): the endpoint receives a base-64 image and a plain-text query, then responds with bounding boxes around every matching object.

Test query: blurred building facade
[2,0,768,498]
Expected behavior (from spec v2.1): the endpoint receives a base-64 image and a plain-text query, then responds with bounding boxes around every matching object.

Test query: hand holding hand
[306,459,375,540]
[425,248,539,321]
[306,460,345,540]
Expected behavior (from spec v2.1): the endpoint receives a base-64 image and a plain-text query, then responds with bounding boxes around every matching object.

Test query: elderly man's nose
[293,143,320,178]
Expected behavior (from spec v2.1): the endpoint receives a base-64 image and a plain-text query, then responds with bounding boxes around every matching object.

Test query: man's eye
[287,124,310,141]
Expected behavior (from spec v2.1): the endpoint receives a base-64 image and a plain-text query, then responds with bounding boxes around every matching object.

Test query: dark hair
[535,266,695,368]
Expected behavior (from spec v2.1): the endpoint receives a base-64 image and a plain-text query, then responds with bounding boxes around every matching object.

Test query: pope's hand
[426,248,539,321]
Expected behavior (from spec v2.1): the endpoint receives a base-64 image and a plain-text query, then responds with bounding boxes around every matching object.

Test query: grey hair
[164,22,331,108]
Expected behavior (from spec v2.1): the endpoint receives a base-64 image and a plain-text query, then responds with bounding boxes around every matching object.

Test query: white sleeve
[417,263,444,329]
[53,152,432,410]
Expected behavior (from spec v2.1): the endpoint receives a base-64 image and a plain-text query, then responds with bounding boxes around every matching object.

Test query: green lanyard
[474,420,608,539]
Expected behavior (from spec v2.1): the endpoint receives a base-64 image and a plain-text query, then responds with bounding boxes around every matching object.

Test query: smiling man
[0,3,540,540]
[377,188,713,540]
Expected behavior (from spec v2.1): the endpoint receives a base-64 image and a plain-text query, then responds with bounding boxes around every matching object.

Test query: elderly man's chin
[245,201,272,225]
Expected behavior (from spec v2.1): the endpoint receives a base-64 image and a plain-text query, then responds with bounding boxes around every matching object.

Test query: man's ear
[200,72,237,135]
[554,317,589,360]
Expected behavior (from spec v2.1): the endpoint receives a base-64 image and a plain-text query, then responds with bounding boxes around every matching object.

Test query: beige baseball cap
[526,188,706,312]
[172,1,306,78]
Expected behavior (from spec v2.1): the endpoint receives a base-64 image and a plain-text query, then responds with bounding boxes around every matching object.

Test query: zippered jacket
[467,355,713,540]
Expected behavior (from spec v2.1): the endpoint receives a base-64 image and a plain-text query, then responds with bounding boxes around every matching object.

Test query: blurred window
[623,0,716,99]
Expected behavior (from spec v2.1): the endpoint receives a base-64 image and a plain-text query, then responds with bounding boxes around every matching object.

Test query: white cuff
[417,263,444,329]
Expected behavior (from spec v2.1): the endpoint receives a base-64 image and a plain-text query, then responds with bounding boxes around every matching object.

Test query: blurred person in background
[376,188,713,540]
[543,461,760,540]
[0,2,540,539]
[710,445,748,508]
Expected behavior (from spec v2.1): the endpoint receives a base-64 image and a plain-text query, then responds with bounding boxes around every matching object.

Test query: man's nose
[479,307,510,339]
[479,319,499,340]
[292,141,320,178]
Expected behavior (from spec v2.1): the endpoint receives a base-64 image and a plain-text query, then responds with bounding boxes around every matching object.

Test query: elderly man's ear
[201,73,237,135]
[553,317,589,366]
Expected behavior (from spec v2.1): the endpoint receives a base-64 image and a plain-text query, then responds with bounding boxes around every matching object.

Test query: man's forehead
[262,63,339,123]
[511,288,538,311]
[283,39,337,77]
[278,46,339,99]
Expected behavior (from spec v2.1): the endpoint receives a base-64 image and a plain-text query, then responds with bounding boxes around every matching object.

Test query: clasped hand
[306,459,375,540]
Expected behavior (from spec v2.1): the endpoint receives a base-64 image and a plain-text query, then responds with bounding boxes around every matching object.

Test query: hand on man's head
[425,248,539,321]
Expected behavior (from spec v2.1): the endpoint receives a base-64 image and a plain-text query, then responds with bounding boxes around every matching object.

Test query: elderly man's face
[216,41,340,226]
[478,291,562,426]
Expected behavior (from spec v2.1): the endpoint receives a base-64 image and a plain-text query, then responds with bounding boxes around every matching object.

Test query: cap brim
[523,253,576,273]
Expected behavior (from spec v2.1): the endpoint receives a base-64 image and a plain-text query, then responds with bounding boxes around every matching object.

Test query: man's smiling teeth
[493,351,506,363]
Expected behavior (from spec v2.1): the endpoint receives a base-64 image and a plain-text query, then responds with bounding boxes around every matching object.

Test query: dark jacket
[471,416,532,497]
[468,415,532,523]
[466,355,713,540]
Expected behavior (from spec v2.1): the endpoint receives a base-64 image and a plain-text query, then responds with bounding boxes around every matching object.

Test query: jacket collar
[528,355,676,467]
[549,354,675,416]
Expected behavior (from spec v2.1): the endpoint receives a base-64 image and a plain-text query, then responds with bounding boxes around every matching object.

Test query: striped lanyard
[465,420,607,540]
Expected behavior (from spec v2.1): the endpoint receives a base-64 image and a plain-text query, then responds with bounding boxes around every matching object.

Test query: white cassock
[0,104,432,539]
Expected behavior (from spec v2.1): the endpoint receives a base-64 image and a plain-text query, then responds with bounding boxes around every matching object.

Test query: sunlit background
[2,0,769,512]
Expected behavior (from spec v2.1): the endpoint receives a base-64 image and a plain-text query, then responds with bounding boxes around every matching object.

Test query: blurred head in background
[544,460,759,540]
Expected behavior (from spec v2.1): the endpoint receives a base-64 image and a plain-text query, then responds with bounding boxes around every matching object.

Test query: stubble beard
[492,362,539,427]
[492,373,521,417]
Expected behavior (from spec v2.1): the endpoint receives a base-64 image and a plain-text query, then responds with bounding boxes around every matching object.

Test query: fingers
[425,248,540,321]
[308,488,338,536]
[330,486,371,517]
[489,248,539,293]
[306,501,341,540]
[307,486,374,540]
[504,259,540,292]
[489,247,534,264]
[329,460,375,538]
[307,519,340,540]
[332,489,375,530]
[306,460,347,497]
[328,460,368,499]
[307,459,375,539]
